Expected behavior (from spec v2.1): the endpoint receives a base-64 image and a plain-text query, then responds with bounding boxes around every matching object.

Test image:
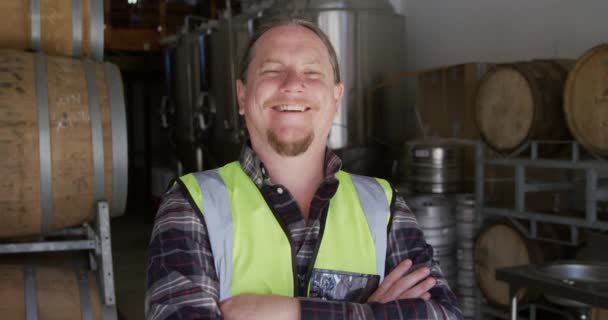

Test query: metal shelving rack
[472,140,608,320]
[475,140,608,242]
[0,201,117,320]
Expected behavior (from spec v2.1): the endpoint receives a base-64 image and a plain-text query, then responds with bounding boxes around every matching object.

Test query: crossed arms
[146,186,463,320]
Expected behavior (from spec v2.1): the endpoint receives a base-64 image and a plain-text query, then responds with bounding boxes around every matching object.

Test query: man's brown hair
[238,16,341,84]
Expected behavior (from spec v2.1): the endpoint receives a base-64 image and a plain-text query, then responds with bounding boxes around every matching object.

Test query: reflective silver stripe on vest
[350,174,390,283]
[192,170,234,301]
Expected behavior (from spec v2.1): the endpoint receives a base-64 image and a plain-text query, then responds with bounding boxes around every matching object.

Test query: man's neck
[253,142,326,222]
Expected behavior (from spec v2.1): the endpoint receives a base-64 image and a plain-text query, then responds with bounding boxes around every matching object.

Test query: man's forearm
[221,294,300,320]
[221,285,461,320]
[300,286,462,320]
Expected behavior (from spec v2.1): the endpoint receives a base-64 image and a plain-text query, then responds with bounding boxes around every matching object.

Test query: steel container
[405,139,465,194]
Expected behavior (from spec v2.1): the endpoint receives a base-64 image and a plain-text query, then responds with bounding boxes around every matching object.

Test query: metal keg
[407,195,457,283]
[454,194,476,240]
[458,286,475,297]
[405,139,464,194]
[407,196,456,247]
[459,295,476,319]
[457,269,475,289]
[457,246,474,271]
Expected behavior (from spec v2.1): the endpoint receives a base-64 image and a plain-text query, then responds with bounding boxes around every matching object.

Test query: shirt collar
[239,141,342,188]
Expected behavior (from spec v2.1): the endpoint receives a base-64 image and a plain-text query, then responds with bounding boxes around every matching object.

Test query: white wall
[400,0,608,70]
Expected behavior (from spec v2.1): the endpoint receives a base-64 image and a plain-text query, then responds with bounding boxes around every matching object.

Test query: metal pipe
[511,293,518,320]
[515,166,525,212]
[225,0,240,142]
[523,182,575,192]
[45,227,88,237]
[484,207,608,230]
[0,240,96,254]
[586,169,598,223]
[487,158,607,170]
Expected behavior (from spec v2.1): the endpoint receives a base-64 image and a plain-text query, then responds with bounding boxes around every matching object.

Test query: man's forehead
[257,25,325,49]
[252,25,329,61]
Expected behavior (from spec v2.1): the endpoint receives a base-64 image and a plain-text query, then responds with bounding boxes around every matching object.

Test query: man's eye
[305,71,322,77]
[262,70,279,74]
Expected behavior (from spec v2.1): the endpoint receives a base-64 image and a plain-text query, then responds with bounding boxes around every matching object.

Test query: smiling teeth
[277,105,306,112]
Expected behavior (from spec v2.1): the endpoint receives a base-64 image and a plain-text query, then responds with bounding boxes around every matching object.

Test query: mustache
[263,99,318,110]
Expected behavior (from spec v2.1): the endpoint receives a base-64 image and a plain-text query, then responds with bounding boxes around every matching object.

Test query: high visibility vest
[178,161,392,301]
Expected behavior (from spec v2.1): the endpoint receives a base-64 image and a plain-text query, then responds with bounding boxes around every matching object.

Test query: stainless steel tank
[164,16,249,171]
[260,0,407,152]
[170,31,206,171]
[207,15,251,145]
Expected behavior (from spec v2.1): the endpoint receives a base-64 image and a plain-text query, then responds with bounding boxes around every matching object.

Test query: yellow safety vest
[179,161,392,300]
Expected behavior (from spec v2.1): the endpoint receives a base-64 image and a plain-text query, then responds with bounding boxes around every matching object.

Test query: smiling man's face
[236,24,343,157]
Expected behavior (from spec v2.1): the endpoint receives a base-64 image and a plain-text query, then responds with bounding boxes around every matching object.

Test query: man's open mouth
[271,105,312,112]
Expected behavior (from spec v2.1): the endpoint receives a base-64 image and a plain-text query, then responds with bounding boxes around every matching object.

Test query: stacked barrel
[476,44,608,158]
[0,2,126,319]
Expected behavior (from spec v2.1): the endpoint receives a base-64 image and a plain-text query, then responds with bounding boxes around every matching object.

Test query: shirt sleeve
[298,192,463,320]
[145,184,222,320]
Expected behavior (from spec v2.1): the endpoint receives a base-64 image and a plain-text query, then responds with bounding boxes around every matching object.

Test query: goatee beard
[267,130,314,157]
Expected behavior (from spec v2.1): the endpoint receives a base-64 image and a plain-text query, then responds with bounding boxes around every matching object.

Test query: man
[146,17,462,320]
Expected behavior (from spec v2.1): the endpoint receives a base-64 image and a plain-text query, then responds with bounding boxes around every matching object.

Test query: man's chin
[267,131,314,157]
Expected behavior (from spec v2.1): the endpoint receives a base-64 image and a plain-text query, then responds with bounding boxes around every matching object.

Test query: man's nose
[280,70,305,93]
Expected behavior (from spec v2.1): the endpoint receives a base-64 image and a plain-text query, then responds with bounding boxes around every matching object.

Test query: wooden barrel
[474,221,564,307]
[476,61,573,154]
[564,43,608,157]
[0,49,127,238]
[0,253,115,319]
[0,0,103,60]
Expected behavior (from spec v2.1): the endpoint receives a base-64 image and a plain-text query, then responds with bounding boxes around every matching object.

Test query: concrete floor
[111,215,153,320]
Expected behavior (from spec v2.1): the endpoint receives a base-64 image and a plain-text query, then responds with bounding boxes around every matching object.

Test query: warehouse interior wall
[396,0,608,70]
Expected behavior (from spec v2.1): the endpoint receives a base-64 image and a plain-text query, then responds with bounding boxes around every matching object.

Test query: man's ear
[236,79,246,115]
[333,82,344,111]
